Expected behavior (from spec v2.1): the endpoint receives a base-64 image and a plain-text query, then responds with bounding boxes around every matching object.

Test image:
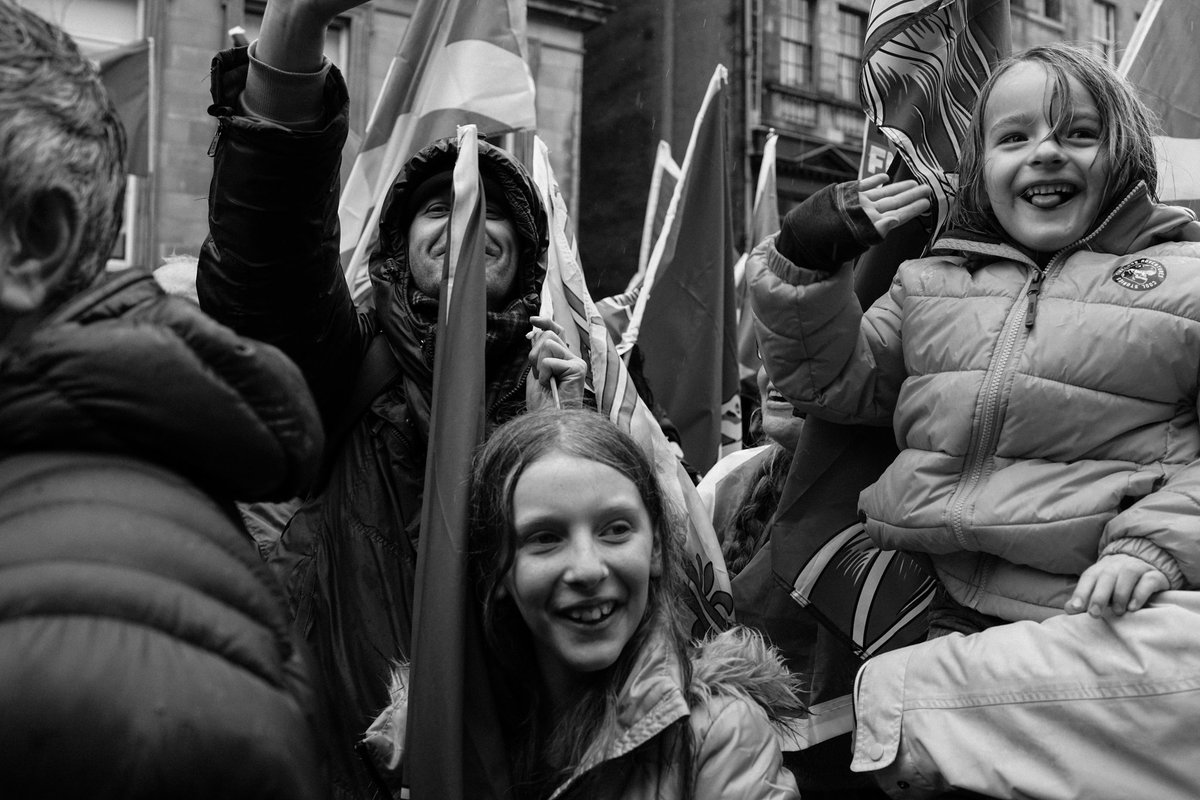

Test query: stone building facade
[19,0,607,271]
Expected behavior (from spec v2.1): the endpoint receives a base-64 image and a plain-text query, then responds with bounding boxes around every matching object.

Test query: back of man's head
[0,0,126,310]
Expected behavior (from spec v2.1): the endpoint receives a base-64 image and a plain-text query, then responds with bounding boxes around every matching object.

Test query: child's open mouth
[1021,183,1078,209]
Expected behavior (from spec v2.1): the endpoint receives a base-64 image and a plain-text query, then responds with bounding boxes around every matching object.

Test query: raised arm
[197,0,375,425]
[749,176,929,425]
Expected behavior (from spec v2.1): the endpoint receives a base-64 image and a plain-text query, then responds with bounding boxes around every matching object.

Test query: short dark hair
[0,0,127,305]
[951,43,1158,240]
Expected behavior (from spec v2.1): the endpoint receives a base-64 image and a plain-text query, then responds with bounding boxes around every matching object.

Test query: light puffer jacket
[360,627,804,800]
[752,183,1200,621]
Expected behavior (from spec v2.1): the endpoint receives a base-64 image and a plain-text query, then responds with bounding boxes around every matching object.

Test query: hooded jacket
[360,626,804,800]
[751,182,1200,621]
[197,46,549,741]
[0,269,327,798]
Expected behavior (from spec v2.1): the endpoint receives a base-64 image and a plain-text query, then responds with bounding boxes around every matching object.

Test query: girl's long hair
[951,43,1160,242]
[468,409,693,799]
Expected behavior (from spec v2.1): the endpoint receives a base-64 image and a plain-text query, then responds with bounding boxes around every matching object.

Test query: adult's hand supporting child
[1066,553,1170,616]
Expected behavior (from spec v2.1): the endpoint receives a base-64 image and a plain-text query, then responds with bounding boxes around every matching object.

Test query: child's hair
[951,42,1159,240]
[468,408,692,798]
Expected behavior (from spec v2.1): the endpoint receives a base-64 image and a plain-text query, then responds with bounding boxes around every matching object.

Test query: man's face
[406,186,520,310]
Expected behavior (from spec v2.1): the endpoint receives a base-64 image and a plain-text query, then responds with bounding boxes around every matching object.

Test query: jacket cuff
[208,45,348,132]
[241,40,332,129]
[1100,538,1187,589]
[776,181,882,271]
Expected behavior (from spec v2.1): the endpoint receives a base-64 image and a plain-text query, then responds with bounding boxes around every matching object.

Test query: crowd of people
[3,0,1200,797]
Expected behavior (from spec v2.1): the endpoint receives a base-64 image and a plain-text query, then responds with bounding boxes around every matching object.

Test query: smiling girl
[751,42,1200,634]
[361,409,805,799]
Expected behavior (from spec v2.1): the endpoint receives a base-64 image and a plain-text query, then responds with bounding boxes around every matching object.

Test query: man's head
[0,1,126,346]
[372,136,547,316]
[404,171,521,310]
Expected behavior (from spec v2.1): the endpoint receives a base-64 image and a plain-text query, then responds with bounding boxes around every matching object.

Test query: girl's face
[982,61,1111,255]
[503,450,661,703]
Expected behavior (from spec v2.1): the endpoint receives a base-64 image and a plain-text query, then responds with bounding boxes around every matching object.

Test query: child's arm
[749,176,929,424]
[1066,554,1170,616]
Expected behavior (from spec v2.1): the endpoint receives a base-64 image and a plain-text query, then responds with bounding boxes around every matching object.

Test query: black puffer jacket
[0,269,327,798]
[197,46,548,756]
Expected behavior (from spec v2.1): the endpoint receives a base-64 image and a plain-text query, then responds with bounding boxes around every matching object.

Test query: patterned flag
[340,0,537,302]
[1119,0,1200,213]
[96,39,152,177]
[861,0,1011,237]
[530,137,733,638]
[406,126,508,799]
[621,65,741,474]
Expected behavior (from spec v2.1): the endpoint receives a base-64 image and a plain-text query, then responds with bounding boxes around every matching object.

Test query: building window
[779,0,814,89]
[835,6,866,102]
[1013,0,1063,22]
[1092,1,1117,64]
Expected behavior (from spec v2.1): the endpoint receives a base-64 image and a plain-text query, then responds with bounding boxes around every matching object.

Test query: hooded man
[197,0,585,780]
[0,2,330,796]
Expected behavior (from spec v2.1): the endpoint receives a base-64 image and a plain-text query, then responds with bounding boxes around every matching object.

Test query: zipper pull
[207,118,224,157]
[1025,269,1044,329]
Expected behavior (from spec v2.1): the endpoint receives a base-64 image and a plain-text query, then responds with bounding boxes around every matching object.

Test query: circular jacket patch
[1112,258,1166,291]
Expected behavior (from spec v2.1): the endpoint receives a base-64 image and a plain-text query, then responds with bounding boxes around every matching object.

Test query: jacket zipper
[207,116,225,157]
[947,186,1143,550]
[487,368,528,418]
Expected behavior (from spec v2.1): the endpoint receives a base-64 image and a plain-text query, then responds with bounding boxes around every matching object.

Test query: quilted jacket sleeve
[748,182,907,427]
[1101,464,1200,591]
[197,47,371,426]
[690,694,799,800]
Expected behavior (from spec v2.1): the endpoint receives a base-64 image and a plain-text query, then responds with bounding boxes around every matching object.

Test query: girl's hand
[526,316,587,412]
[1066,553,1170,617]
[858,173,933,238]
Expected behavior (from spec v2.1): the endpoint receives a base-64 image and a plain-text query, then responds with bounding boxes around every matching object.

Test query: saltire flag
[860,0,1011,239]
[96,38,152,177]
[620,65,740,474]
[340,0,537,303]
[1119,0,1200,213]
[634,141,682,286]
[735,131,781,386]
[530,137,733,638]
[406,126,509,800]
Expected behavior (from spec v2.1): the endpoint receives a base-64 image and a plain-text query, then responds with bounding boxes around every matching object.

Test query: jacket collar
[548,627,690,800]
[932,182,1200,269]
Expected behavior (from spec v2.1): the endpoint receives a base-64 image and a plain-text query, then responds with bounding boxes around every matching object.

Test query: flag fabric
[860,0,1011,238]
[530,137,733,638]
[621,65,740,475]
[340,0,537,303]
[735,131,781,386]
[633,140,683,286]
[1119,0,1200,213]
[406,126,508,800]
[96,39,152,177]
[594,284,641,344]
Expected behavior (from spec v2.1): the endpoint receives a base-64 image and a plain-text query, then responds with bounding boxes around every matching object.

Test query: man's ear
[0,188,83,315]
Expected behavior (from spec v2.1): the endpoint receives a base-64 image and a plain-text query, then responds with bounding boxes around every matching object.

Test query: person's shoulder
[686,626,804,736]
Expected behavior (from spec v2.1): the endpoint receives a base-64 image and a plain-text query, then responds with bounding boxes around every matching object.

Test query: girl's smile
[982,62,1110,256]
[503,451,661,706]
